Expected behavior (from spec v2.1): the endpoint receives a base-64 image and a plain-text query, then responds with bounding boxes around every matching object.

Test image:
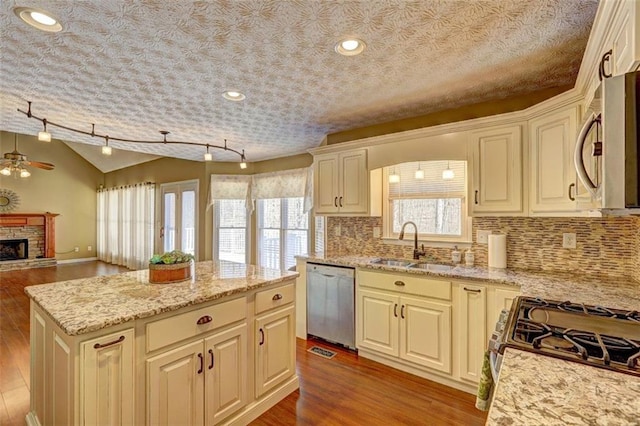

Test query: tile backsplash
[325,215,640,280]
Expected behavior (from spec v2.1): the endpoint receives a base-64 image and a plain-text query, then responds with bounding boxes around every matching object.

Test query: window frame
[257,197,310,270]
[382,165,472,244]
[212,199,250,264]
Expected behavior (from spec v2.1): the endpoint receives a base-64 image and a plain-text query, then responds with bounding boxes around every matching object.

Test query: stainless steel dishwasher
[306,263,355,349]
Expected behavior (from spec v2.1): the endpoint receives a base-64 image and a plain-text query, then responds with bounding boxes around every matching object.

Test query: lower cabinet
[357,289,452,374]
[146,324,247,426]
[255,305,296,398]
[457,284,487,384]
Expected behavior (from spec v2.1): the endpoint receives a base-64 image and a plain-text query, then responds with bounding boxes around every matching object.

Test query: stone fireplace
[0,238,28,261]
[0,213,58,270]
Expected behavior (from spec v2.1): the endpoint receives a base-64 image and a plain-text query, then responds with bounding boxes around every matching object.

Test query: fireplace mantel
[0,213,59,258]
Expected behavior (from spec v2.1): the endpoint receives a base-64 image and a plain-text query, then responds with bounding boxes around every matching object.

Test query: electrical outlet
[87,245,92,251]
[477,230,491,245]
[562,233,577,249]
[74,246,79,252]
[373,227,381,238]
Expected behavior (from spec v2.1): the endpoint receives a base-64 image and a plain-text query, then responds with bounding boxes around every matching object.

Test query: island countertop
[25,260,298,336]
[298,255,640,311]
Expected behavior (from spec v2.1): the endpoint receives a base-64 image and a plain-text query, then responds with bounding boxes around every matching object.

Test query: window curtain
[97,182,155,270]
[208,174,253,213]
[250,167,313,211]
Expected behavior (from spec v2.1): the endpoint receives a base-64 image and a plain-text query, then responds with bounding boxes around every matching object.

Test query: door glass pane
[163,193,176,252]
[181,190,196,255]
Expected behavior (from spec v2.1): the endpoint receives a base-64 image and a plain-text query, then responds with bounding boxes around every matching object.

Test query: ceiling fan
[1,135,55,178]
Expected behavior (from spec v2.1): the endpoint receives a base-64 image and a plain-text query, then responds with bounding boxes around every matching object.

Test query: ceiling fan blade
[25,161,55,170]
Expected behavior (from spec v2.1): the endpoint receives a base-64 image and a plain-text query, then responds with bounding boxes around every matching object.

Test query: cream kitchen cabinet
[469,125,524,215]
[356,270,452,374]
[27,304,135,426]
[456,283,486,384]
[314,149,370,215]
[254,283,296,398]
[146,323,247,426]
[529,104,580,215]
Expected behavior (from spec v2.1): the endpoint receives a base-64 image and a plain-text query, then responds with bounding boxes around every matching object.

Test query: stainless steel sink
[369,258,414,267]
[409,263,453,272]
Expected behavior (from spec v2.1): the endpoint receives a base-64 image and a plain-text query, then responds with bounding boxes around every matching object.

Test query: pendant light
[388,167,400,183]
[442,161,455,180]
[415,162,425,179]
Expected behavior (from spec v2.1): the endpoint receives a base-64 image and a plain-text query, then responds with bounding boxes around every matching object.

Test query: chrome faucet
[399,221,426,260]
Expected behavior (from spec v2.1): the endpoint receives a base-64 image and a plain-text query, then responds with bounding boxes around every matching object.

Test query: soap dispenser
[465,248,475,267]
[451,245,461,264]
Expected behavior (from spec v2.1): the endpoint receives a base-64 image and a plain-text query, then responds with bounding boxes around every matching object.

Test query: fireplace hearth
[0,239,28,261]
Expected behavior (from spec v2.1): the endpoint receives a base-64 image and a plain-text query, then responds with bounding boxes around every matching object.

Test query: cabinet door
[470,125,523,214]
[399,296,451,374]
[339,150,368,213]
[458,285,486,383]
[314,154,340,214]
[80,328,135,426]
[357,289,399,356]
[255,305,296,398]
[147,340,204,426]
[529,106,579,213]
[205,324,247,425]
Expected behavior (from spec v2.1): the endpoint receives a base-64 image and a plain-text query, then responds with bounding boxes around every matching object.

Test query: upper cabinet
[468,125,524,215]
[314,149,381,216]
[528,104,580,215]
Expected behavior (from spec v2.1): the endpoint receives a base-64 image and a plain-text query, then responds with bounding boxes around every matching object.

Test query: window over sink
[383,161,471,243]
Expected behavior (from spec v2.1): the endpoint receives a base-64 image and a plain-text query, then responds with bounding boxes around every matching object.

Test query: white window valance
[208,174,252,212]
[251,167,313,213]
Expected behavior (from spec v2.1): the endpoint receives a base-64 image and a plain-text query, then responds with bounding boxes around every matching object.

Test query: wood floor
[0,261,486,426]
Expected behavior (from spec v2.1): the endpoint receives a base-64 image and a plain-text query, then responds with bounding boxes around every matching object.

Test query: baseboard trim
[56,257,98,264]
[358,349,477,395]
[26,412,42,426]
[223,375,300,425]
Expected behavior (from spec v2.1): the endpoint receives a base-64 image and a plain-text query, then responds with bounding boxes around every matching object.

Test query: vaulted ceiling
[0,0,598,171]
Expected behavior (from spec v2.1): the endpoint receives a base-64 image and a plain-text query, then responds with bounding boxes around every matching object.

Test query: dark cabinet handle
[394,280,405,287]
[463,287,482,293]
[474,190,479,205]
[272,293,283,301]
[197,353,204,374]
[568,183,575,201]
[400,305,405,319]
[93,335,125,349]
[197,315,212,325]
[598,49,613,81]
[339,196,343,207]
[259,328,265,346]
[334,197,338,207]
[208,349,214,370]
[393,303,398,318]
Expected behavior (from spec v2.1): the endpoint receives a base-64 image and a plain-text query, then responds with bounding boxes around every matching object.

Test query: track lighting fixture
[18,102,249,168]
[38,118,51,142]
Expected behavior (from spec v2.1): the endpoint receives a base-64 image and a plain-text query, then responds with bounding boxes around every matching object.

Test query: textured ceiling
[0,0,598,168]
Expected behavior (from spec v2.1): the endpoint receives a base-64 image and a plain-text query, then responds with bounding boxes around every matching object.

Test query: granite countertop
[299,255,640,311]
[487,348,640,426]
[25,260,298,336]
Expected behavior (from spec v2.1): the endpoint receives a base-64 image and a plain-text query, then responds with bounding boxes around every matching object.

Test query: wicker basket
[148,261,192,284]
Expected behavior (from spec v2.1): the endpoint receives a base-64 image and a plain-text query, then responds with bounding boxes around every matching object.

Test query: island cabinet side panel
[29,304,47,426]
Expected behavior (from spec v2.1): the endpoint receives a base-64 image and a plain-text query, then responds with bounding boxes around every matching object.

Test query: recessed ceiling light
[223,91,246,101]
[335,38,366,56]
[14,7,62,32]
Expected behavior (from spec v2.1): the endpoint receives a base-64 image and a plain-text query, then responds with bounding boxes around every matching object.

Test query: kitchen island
[25,260,299,426]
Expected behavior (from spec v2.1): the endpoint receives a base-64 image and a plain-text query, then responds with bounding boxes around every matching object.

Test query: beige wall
[0,131,104,261]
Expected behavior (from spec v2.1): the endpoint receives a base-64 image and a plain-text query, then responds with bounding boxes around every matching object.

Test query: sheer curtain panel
[97,182,155,269]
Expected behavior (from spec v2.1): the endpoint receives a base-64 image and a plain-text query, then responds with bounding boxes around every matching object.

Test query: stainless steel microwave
[575,71,640,212]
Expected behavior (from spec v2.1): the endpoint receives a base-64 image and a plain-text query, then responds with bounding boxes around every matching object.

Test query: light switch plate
[563,233,577,249]
[477,230,491,245]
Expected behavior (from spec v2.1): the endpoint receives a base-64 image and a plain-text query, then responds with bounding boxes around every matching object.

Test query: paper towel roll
[488,234,507,269]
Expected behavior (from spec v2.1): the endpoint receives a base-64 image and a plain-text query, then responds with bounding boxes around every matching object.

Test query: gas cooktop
[501,297,640,377]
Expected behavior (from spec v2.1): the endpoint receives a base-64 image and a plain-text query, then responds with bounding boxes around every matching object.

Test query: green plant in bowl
[149,250,194,265]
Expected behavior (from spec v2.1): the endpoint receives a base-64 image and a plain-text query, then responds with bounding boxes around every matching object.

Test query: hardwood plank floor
[0,261,487,425]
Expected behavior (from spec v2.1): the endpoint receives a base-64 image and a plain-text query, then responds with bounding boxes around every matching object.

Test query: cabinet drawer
[146,296,246,352]
[357,270,451,301]
[255,284,295,314]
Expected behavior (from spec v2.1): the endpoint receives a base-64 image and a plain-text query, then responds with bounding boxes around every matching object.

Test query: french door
[160,180,198,257]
